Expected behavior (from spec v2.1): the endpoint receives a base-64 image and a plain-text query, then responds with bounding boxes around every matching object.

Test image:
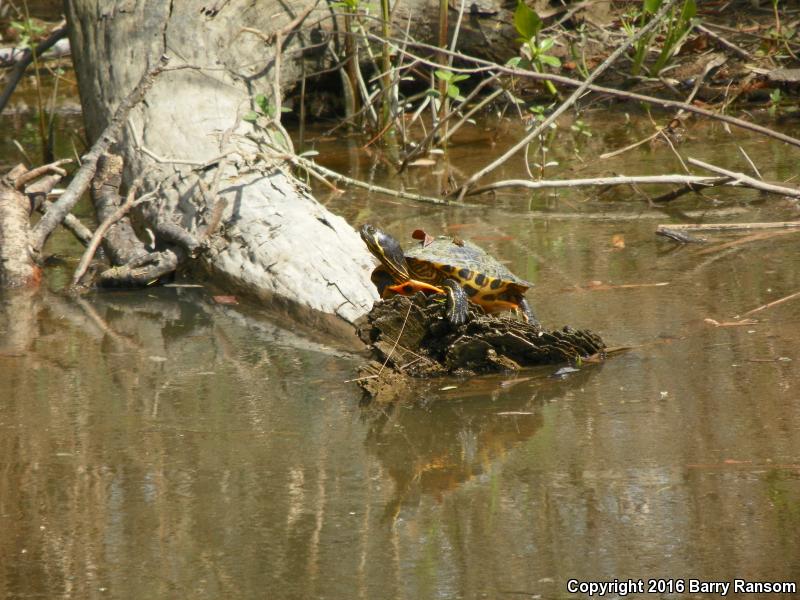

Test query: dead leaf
[412,229,434,246]
[611,234,626,249]
[213,295,238,305]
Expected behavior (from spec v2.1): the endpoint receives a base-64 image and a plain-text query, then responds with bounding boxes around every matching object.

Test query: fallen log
[0,166,41,288]
[0,163,67,288]
[65,1,378,327]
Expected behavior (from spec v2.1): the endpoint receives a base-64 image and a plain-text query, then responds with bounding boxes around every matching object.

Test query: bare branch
[0,21,68,115]
[687,158,800,199]
[31,56,178,253]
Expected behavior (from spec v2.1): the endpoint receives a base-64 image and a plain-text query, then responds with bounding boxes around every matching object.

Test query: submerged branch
[657,222,800,233]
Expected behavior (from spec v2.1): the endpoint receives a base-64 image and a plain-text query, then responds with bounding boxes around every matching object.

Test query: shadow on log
[356,293,606,402]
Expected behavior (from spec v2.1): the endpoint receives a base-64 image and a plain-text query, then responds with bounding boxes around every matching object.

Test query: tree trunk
[64,0,378,329]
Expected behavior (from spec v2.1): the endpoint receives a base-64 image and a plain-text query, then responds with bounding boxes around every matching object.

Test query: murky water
[3,86,800,599]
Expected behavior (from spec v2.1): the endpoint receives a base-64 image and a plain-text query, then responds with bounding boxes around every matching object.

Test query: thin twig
[694,23,754,61]
[375,35,800,151]
[71,183,152,286]
[453,0,681,200]
[378,301,413,376]
[687,158,800,199]
[0,21,67,115]
[31,56,181,252]
[738,146,762,180]
[262,145,458,206]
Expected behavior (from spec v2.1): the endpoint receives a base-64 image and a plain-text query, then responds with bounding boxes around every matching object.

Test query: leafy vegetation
[625,0,697,77]
[509,1,560,96]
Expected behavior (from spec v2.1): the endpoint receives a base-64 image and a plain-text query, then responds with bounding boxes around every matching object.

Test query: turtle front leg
[441,278,469,325]
[519,297,540,327]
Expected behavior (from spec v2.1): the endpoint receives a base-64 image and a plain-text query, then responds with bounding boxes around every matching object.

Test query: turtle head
[360,224,410,282]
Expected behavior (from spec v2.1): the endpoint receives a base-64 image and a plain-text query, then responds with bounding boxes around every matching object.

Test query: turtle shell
[405,236,533,292]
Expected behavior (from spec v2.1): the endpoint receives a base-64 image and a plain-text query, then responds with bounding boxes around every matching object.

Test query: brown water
[2,100,800,598]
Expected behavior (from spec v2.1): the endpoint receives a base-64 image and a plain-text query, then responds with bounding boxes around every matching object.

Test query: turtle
[360,224,538,326]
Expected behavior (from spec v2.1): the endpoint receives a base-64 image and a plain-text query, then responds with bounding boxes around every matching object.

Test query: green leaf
[242,111,259,122]
[514,1,542,40]
[451,74,470,83]
[539,54,561,68]
[680,0,696,22]
[506,56,522,68]
[643,0,662,14]
[538,38,555,53]
[434,69,452,82]
[254,94,269,112]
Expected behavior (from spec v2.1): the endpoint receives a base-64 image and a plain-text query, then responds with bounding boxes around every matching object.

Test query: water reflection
[3,113,800,598]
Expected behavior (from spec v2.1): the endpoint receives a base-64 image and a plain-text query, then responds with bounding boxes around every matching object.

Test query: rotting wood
[356,293,606,402]
[90,154,149,266]
[77,152,194,289]
[73,179,150,287]
[0,172,40,287]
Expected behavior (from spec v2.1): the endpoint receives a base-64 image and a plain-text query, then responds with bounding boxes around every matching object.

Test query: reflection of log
[362,363,601,519]
[357,294,606,401]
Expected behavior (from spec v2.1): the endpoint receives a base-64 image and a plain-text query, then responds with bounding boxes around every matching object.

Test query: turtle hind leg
[519,297,541,327]
[441,278,469,325]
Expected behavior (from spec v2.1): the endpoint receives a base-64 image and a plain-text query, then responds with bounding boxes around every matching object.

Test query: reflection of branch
[742,289,800,318]
[657,222,800,233]
[75,298,141,349]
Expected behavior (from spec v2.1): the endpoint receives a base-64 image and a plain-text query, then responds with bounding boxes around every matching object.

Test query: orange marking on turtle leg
[473,298,520,313]
[387,279,444,296]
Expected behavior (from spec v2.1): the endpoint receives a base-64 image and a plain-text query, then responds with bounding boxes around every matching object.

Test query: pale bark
[0,167,40,288]
[65,0,378,325]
